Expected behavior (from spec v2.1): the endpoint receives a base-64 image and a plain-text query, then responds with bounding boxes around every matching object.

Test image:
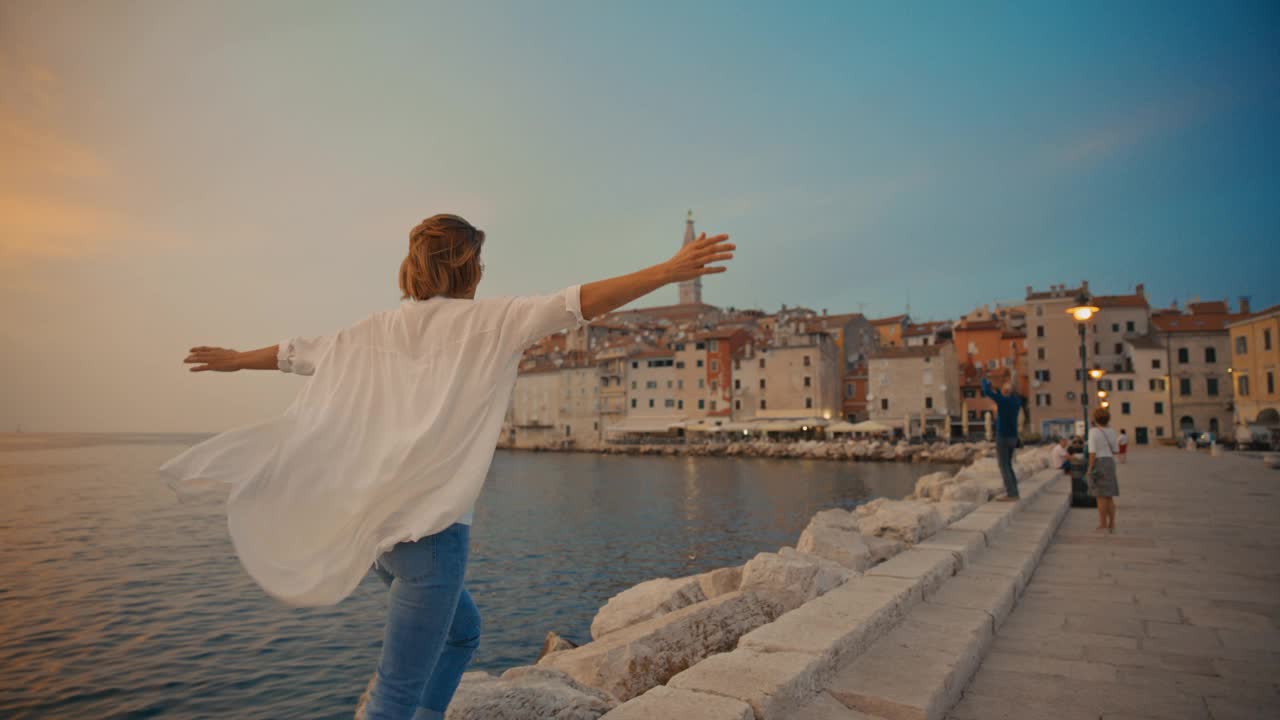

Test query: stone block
[741,547,855,602]
[866,548,959,599]
[915,529,986,569]
[668,647,831,720]
[591,575,707,639]
[928,572,1017,627]
[601,686,753,720]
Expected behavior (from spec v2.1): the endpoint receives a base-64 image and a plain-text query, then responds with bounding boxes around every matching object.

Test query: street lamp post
[1067,292,1101,460]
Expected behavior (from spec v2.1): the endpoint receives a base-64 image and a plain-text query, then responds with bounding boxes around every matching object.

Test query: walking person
[1087,407,1121,532]
[1117,428,1129,463]
[981,376,1025,501]
[160,214,735,720]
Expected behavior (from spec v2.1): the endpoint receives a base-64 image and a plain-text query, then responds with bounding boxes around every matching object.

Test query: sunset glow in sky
[3,1,1278,432]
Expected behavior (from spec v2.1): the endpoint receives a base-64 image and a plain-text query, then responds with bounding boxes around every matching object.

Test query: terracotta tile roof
[1001,329,1026,339]
[1126,334,1165,350]
[632,348,675,359]
[869,314,909,326]
[1227,303,1280,326]
[955,319,1002,331]
[1094,293,1150,309]
[1188,301,1229,314]
[1152,313,1235,333]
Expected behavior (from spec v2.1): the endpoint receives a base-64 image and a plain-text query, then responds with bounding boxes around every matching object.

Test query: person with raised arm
[981,375,1025,501]
[161,214,734,720]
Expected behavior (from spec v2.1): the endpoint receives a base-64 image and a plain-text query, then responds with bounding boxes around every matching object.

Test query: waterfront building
[1150,300,1240,441]
[953,309,1028,438]
[1227,301,1280,439]
[1024,283,1091,436]
[867,343,961,439]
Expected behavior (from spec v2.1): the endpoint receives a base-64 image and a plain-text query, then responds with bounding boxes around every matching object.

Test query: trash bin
[1069,457,1096,508]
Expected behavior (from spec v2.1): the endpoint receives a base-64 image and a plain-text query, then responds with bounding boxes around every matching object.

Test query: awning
[604,417,685,434]
[754,417,829,432]
[684,419,730,433]
[847,420,893,433]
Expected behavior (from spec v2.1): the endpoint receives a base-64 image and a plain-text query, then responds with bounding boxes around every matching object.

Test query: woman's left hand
[185,346,243,372]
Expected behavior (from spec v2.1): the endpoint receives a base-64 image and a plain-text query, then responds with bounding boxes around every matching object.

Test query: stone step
[813,481,1069,720]
[603,466,1068,720]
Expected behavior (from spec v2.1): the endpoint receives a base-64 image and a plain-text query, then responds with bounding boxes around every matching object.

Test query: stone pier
[949,448,1280,720]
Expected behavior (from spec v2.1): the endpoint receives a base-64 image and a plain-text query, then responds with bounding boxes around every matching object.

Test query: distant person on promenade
[1050,437,1072,474]
[160,214,735,720]
[981,376,1026,501]
[1117,428,1128,463]
[1087,407,1121,532]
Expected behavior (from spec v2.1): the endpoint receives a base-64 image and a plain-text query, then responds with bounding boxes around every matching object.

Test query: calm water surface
[0,433,948,719]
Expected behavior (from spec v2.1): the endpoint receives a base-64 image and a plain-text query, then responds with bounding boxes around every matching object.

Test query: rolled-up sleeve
[502,285,589,351]
[277,335,332,376]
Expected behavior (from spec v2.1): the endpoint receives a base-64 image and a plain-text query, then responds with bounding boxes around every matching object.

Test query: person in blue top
[982,376,1026,501]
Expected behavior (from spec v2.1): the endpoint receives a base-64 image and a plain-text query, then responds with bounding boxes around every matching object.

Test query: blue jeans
[996,435,1020,498]
[364,523,480,720]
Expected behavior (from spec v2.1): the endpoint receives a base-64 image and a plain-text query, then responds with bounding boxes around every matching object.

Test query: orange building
[953,316,1029,436]
[870,314,910,348]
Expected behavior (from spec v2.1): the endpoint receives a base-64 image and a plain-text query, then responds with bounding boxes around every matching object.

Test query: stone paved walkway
[950,448,1280,720]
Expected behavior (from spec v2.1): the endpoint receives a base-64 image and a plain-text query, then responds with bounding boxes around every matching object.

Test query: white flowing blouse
[160,286,587,607]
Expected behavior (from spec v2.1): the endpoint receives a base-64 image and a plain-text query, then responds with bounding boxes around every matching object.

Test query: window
[698,399,704,409]
[1121,402,1131,415]
[925,396,933,409]
[1207,378,1219,396]
[1111,323,1119,332]
[759,358,766,369]
[734,378,741,390]
[646,380,657,389]
[1114,343,1122,354]
[846,383,853,397]
[735,400,741,410]
[880,399,889,410]
[1155,401,1164,415]
[648,399,654,408]
[666,380,672,389]
[675,344,685,351]
[710,340,718,352]
[677,380,684,390]
[631,381,637,390]
[1157,426,1165,437]
[963,388,976,398]
[676,361,685,369]
[803,355,811,367]
[1238,375,1250,396]
[1152,358,1161,369]
[678,399,684,409]
[711,360,719,372]
[1266,330,1273,351]
[1236,337,1248,355]
[805,398,813,409]
[695,342,705,350]
[711,380,718,392]
[1149,378,1166,392]
[1177,348,1189,364]
[734,359,741,370]
[1126,321,1135,332]
[1034,369,1051,382]
[804,376,812,387]
[1204,348,1216,363]
[1036,305,1043,316]
[630,398,636,408]
[1268,371,1275,395]
[1094,342,1100,355]
[698,378,705,389]
[1037,348,1046,361]
[631,361,639,369]
[1179,378,1192,396]
[759,379,766,389]
[760,399,767,409]
[696,359,704,368]
[1036,326,1045,338]
[665,399,675,408]
[711,400,717,411]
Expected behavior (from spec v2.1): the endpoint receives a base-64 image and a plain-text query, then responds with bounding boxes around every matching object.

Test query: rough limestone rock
[911,470,956,500]
[445,667,617,720]
[939,481,989,503]
[740,546,855,601]
[856,500,944,545]
[539,590,789,702]
[696,566,743,599]
[590,576,707,640]
[539,631,579,661]
[934,500,978,525]
[863,535,907,565]
[796,510,874,571]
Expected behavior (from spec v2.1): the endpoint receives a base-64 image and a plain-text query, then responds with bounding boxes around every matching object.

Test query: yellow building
[1228,303,1280,438]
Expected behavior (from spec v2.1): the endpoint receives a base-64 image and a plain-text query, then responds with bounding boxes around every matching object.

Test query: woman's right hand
[185,346,243,372]
[662,233,735,283]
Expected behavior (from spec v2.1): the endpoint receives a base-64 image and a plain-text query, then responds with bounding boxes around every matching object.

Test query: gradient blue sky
[2,1,1278,431]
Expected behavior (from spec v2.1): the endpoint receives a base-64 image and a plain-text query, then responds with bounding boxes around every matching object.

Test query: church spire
[678,210,702,305]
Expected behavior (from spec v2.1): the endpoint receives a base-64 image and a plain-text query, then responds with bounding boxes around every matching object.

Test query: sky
[2,0,1278,432]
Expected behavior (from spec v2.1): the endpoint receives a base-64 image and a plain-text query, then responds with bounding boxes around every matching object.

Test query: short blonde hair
[398,214,485,301]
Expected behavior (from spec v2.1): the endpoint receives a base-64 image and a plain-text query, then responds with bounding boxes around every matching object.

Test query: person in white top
[1050,437,1072,473]
[1086,406,1121,533]
[1117,428,1129,463]
[161,214,735,720]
